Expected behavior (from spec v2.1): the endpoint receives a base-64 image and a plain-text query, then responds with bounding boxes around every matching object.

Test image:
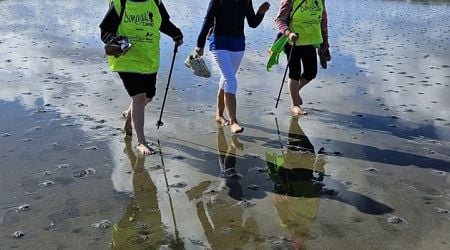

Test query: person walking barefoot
[100,0,183,155]
[195,0,270,134]
[275,0,329,116]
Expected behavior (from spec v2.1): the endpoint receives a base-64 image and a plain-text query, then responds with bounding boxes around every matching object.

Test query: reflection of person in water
[265,117,326,249]
[217,125,243,180]
[185,126,261,249]
[111,136,165,249]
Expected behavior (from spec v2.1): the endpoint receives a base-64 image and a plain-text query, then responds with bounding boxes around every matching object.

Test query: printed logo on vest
[124,11,155,26]
[299,0,321,13]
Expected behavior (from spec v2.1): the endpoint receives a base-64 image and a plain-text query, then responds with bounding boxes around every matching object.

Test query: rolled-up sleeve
[321,0,328,40]
[275,0,292,35]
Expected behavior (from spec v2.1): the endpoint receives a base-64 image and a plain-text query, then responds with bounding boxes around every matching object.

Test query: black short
[118,72,157,98]
[284,44,318,81]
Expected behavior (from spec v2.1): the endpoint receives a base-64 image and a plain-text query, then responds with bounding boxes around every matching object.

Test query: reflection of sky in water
[1,0,449,135]
[323,0,450,141]
[0,1,449,246]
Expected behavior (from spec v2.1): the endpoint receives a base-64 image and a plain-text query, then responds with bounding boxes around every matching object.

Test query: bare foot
[136,143,155,156]
[291,106,307,116]
[215,116,230,126]
[230,123,244,134]
[122,112,132,135]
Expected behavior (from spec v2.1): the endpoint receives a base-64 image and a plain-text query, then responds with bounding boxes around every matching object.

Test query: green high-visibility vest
[289,0,324,46]
[108,0,162,73]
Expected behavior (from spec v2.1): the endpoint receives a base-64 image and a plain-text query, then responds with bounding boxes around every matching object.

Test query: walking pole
[275,117,285,158]
[156,44,178,129]
[275,42,295,109]
[156,139,181,244]
[274,117,290,193]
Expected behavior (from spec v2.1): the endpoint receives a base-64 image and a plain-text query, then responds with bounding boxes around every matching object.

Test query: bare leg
[299,77,310,91]
[122,102,133,135]
[298,77,311,114]
[288,78,303,116]
[288,78,308,116]
[215,89,230,126]
[131,93,155,155]
[224,92,243,134]
[122,98,151,135]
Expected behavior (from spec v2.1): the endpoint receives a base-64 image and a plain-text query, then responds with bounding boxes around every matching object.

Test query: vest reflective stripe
[108,0,162,73]
[289,0,323,46]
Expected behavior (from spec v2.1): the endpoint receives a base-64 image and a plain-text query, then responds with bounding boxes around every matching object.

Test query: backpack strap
[119,0,127,23]
[290,0,306,21]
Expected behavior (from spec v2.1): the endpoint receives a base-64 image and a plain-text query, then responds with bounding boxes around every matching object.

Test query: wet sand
[1,0,449,249]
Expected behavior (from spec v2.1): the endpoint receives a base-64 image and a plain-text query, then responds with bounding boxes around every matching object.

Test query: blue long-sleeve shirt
[196,0,265,51]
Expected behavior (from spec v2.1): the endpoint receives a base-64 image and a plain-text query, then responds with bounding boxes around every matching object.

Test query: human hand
[288,32,299,43]
[257,2,270,14]
[175,39,183,46]
[195,47,204,57]
[118,38,132,55]
[173,34,183,46]
[104,36,131,57]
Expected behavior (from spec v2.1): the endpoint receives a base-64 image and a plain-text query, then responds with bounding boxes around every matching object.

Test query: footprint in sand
[387,215,407,224]
[237,200,256,208]
[247,184,260,190]
[73,168,96,178]
[169,181,187,189]
[431,170,446,176]
[18,203,31,211]
[91,219,112,229]
[399,178,443,196]
[57,164,70,169]
[41,171,52,176]
[364,167,380,173]
[12,231,25,238]
[90,125,105,130]
[434,207,449,215]
[39,180,55,187]
[248,167,267,173]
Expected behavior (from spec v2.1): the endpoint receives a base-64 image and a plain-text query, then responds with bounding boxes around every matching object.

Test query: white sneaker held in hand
[185,54,211,78]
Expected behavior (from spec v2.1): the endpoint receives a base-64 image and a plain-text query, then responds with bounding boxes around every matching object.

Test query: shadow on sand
[161,118,394,216]
[244,115,450,172]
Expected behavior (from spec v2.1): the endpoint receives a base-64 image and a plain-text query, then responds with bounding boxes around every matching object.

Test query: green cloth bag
[266,35,289,72]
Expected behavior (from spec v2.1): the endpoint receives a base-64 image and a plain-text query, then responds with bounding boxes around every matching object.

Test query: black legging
[284,44,318,81]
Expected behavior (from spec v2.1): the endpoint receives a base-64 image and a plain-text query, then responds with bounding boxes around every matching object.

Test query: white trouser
[211,50,244,94]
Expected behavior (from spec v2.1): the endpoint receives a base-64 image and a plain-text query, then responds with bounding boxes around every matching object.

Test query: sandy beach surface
[1,0,449,249]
